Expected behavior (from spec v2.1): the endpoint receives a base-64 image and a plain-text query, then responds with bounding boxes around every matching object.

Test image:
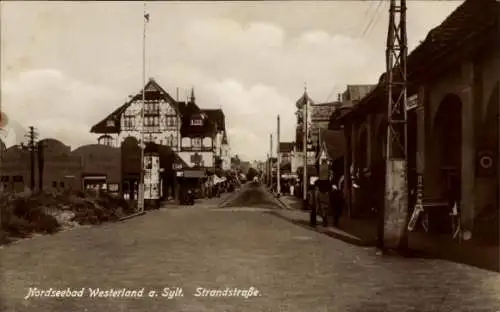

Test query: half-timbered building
[90,79,230,202]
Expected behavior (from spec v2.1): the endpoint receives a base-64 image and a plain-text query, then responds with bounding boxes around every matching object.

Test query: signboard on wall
[406,94,418,111]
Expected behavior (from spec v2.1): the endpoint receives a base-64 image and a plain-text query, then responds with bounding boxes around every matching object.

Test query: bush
[0,189,133,244]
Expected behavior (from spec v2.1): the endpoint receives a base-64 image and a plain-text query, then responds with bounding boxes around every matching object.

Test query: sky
[1,1,463,161]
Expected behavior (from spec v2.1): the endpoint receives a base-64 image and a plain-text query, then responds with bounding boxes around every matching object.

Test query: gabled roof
[178,100,217,138]
[319,129,345,161]
[90,78,179,134]
[279,142,294,153]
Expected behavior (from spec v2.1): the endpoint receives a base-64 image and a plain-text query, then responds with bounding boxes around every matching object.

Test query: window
[144,116,159,127]
[124,115,135,129]
[98,135,113,146]
[106,120,115,127]
[166,116,177,127]
[166,134,178,147]
[144,101,159,114]
[13,176,23,182]
[52,181,57,188]
[0,176,8,182]
[190,119,203,126]
[192,138,202,148]
[60,181,65,188]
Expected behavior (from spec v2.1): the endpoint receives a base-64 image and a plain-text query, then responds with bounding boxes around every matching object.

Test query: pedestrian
[289,183,294,196]
[331,185,345,227]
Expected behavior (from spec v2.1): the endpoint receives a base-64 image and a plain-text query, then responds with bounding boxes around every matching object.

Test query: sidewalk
[272,191,499,272]
[271,193,377,247]
[408,231,500,272]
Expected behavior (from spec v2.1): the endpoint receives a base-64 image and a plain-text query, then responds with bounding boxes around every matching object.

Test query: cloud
[1,69,122,148]
[203,79,296,160]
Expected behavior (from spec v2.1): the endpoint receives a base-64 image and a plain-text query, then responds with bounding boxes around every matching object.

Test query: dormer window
[106,120,115,127]
[191,119,203,126]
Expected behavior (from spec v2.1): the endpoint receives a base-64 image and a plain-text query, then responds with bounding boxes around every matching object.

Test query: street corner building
[89,78,231,206]
[332,0,499,249]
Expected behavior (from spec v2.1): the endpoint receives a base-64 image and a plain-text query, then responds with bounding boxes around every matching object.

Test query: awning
[82,175,106,180]
[182,169,206,178]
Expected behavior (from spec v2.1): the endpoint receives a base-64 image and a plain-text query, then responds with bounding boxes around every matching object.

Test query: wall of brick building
[0,139,123,194]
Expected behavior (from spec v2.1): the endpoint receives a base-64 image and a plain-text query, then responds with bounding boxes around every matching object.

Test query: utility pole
[26,126,37,192]
[138,3,149,213]
[269,133,273,190]
[297,83,315,225]
[381,0,409,251]
[266,153,270,186]
[277,115,281,196]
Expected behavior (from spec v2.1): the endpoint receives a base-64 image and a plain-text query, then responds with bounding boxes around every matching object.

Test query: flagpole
[138,2,148,213]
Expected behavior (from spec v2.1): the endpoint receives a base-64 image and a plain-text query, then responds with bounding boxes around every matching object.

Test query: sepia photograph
[0,0,499,311]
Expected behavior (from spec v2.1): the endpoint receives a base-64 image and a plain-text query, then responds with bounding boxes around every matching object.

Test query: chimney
[176,88,179,101]
[337,93,341,102]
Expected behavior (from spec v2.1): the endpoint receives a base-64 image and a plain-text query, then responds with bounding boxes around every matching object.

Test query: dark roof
[90,79,179,134]
[339,0,499,121]
[201,109,226,132]
[178,100,217,138]
[319,129,345,160]
[279,142,294,153]
[343,85,376,102]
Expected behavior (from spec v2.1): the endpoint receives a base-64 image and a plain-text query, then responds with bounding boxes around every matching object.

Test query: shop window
[0,176,9,182]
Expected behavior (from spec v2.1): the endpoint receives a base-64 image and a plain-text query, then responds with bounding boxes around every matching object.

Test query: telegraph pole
[382,0,409,251]
[138,3,149,213]
[269,133,273,190]
[27,126,37,192]
[277,115,281,196]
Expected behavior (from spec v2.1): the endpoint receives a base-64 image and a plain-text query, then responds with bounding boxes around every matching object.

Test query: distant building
[310,99,341,147]
[279,142,294,174]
